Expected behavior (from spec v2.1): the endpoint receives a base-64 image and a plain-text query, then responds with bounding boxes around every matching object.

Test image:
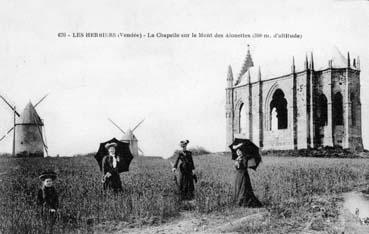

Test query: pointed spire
[227,65,233,81]
[258,66,261,81]
[291,56,295,73]
[310,52,314,70]
[227,65,234,87]
[347,52,350,68]
[328,59,332,69]
[357,56,360,70]
[247,70,251,84]
[238,44,254,80]
[305,54,309,70]
[353,58,356,68]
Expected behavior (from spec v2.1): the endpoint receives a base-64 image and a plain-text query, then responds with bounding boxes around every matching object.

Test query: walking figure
[232,144,262,207]
[172,140,196,201]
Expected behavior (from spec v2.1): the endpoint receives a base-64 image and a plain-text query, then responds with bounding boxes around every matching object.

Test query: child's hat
[39,170,57,181]
[179,139,189,146]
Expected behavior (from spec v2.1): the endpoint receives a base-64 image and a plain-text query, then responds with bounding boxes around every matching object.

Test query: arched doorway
[269,89,288,130]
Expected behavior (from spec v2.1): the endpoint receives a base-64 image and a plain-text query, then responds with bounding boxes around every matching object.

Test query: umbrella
[94,138,134,173]
[229,138,262,170]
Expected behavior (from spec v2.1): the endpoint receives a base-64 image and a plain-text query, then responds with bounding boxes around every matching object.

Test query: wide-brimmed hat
[179,140,189,147]
[105,142,117,149]
[39,170,57,181]
[232,143,243,150]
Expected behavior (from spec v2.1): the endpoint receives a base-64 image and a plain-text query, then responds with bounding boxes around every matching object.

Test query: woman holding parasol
[95,138,133,192]
[101,142,123,192]
[230,139,262,207]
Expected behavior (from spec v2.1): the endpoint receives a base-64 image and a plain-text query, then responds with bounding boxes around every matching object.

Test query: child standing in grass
[37,170,59,229]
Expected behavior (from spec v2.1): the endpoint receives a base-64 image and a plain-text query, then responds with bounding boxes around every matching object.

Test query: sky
[0,0,368,157]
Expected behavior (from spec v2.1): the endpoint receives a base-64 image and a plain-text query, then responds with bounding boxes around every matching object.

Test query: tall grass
[0,156,179,233]
[0,154,368,233]
[195,155,369,212]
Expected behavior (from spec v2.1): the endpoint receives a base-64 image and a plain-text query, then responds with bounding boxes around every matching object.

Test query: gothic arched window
[333,92,343,126]
[239,103,247,133]
[317,94,328,126]
[269,89,288,130]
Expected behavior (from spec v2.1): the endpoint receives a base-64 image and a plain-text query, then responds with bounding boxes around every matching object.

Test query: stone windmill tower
[15,102,47,157]
[0,94,48,157]
[108,118,145,157]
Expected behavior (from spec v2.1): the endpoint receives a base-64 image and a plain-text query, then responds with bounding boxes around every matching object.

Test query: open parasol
[94,138,134,173]
[229,138,262,170]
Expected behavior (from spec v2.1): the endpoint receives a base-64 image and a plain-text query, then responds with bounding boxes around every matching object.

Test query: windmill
[108,118,145,157]
[0,94,49,157]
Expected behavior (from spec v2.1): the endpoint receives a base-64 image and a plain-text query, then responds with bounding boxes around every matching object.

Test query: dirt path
[101,202,366,234]
[95,190,369,234]
[111,208,269,234]
[339,190,369,234]
[340,208,369,234]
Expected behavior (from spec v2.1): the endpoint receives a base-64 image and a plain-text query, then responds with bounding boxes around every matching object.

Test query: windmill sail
[0,127,14,142]
[132,119,145,132]
[0,95,20,116]
[108,118,126,134]
[108,118,145,157]
[34,93,49,108]
[32,113,48,156]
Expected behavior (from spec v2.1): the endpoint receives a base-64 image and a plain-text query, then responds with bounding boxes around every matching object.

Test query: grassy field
[0,153,369,233]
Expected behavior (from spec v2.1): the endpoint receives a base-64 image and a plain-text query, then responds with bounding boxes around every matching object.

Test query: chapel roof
[234,46,358,86]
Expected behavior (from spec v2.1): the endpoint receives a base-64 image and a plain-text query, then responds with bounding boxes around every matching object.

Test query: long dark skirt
[176,171,195,200]
[103,172,123,192]
[233,169,262,207]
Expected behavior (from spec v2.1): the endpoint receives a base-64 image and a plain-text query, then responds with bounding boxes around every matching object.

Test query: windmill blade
[0,95,20,117]
[34,93,49,108]
[42,126,48,148]
[108,118,126,134]
[138,147,144,155]
[6,127,14,134]
[42,124,49,157]
[0,127,14,142]
[32,113,48,156]
[132,119,145,132]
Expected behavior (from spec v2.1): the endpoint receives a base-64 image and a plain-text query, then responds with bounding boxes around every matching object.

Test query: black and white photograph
[1,0,369,233]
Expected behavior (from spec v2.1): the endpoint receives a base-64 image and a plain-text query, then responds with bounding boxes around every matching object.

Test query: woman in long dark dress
[172,140,195,200]
[233,146,262,207]
[102,142,123,192]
